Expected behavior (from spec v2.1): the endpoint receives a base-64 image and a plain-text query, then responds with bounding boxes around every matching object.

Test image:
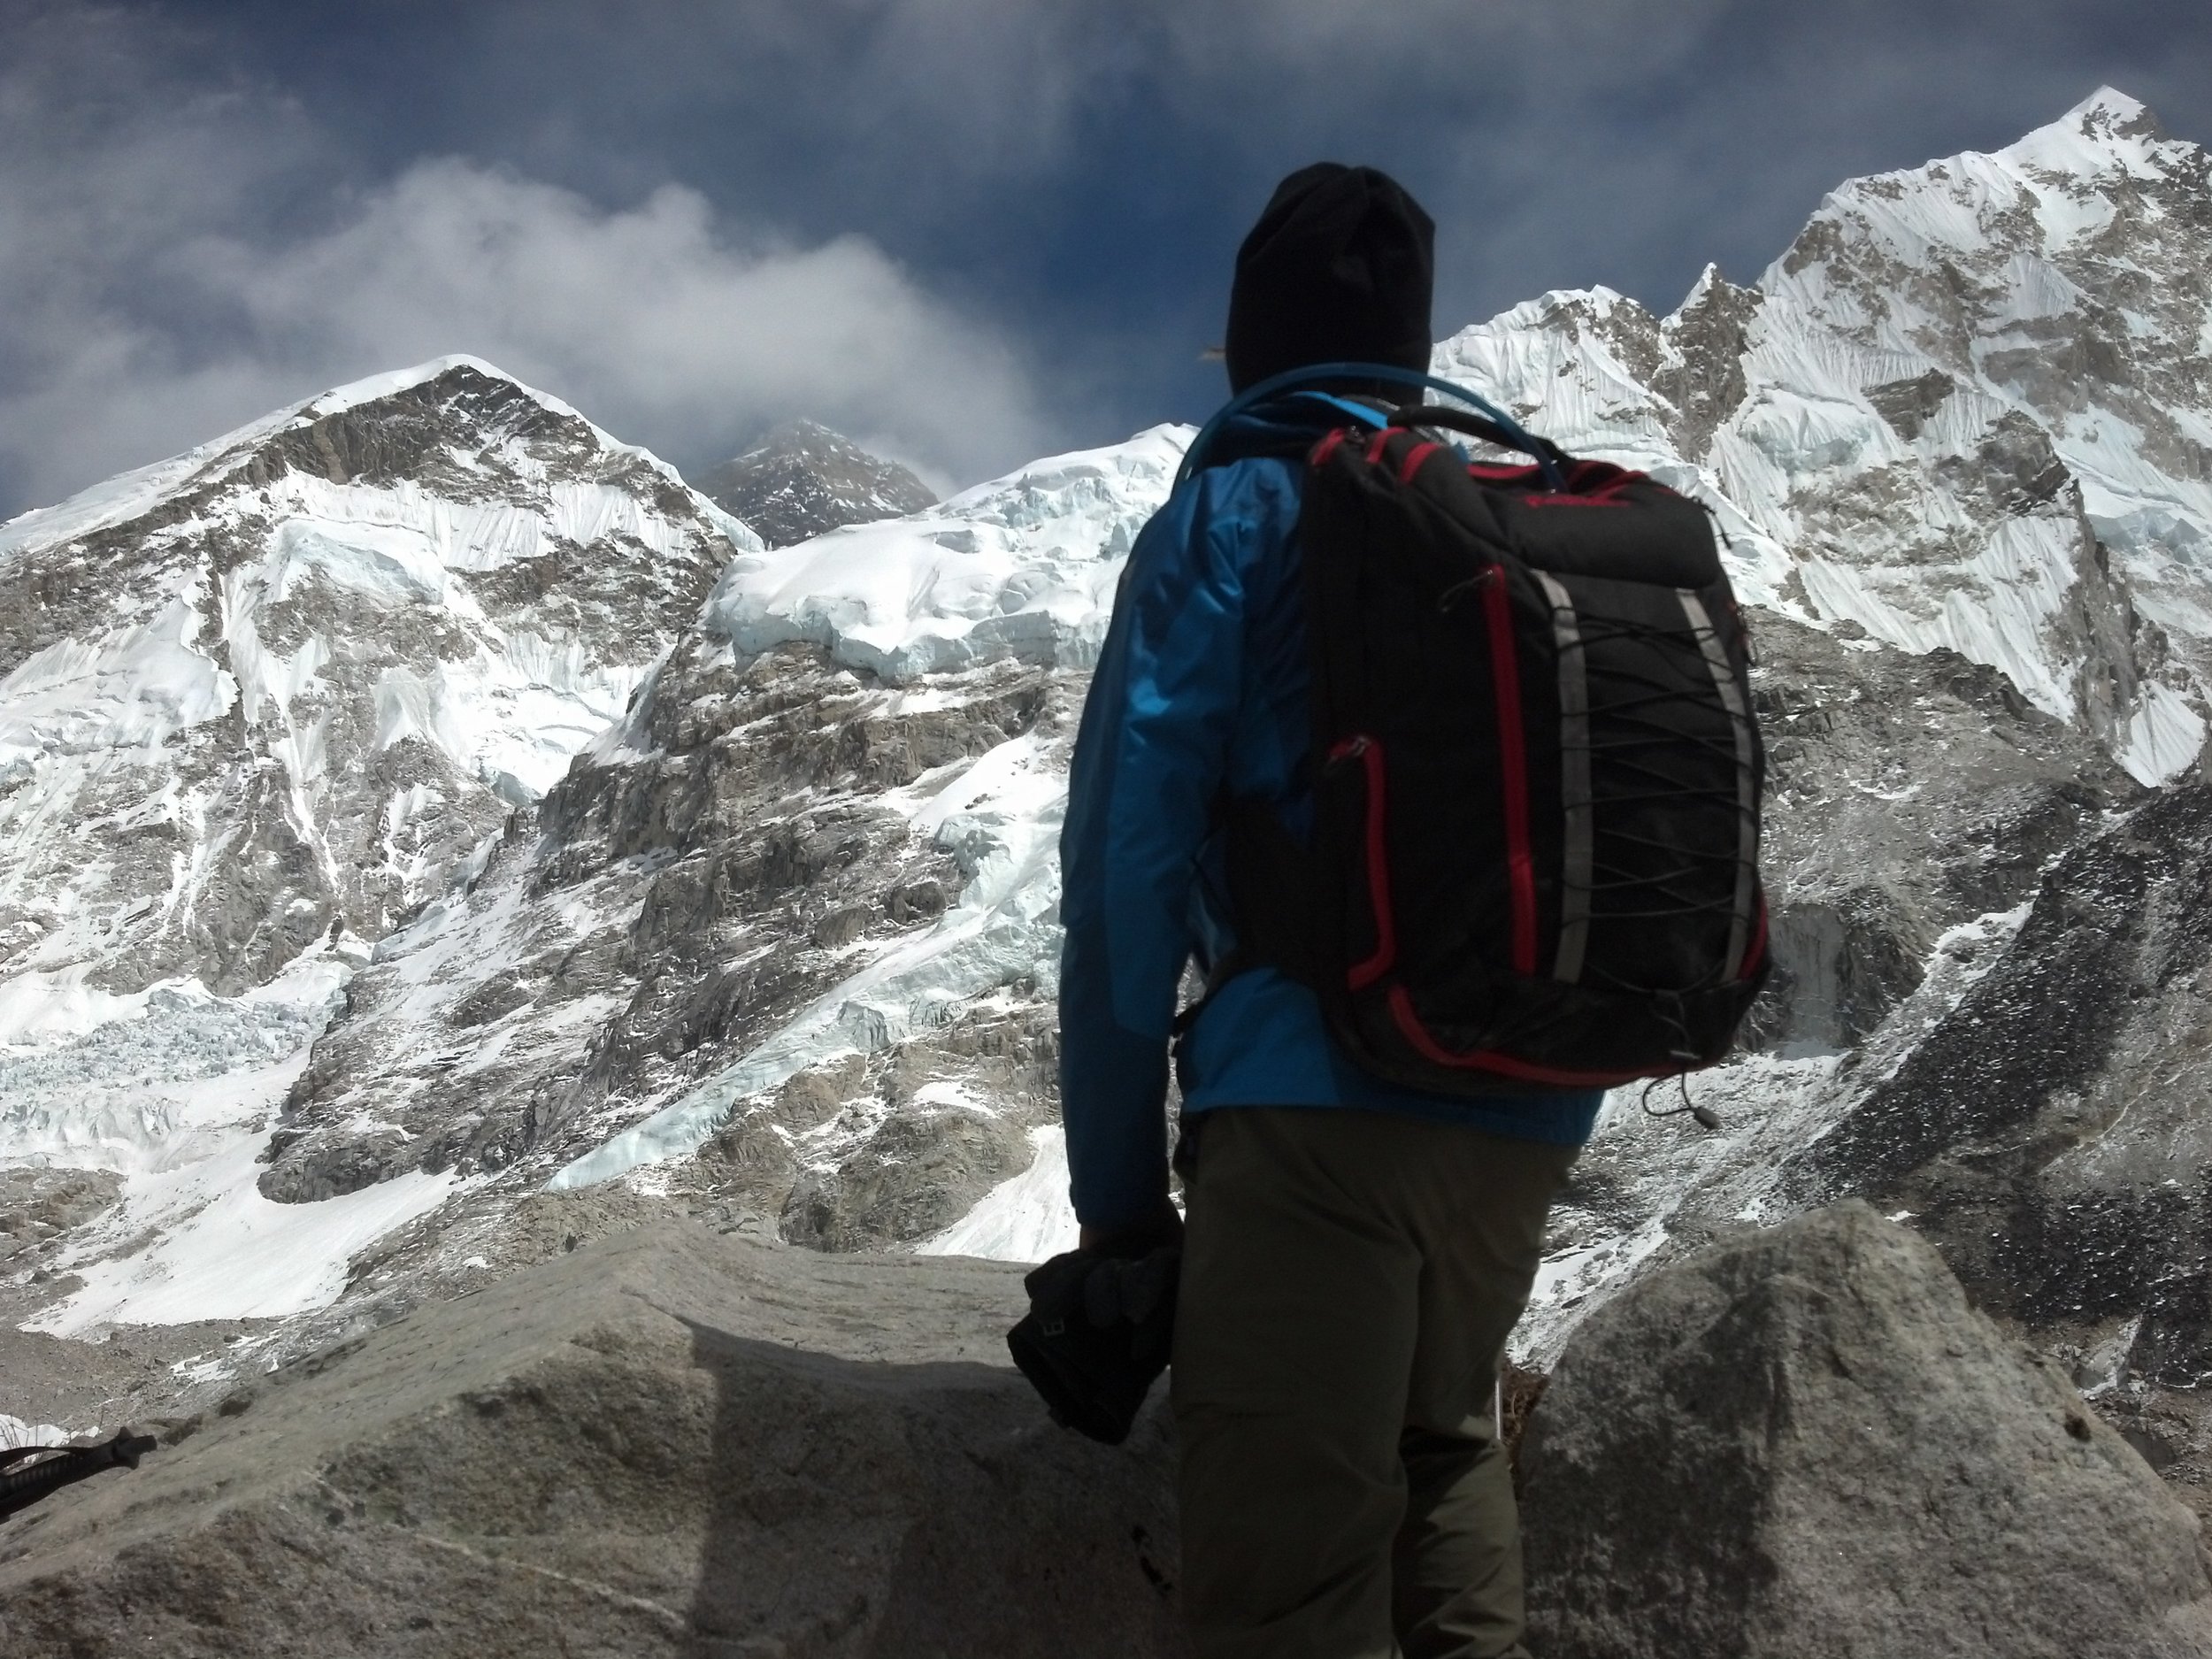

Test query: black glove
[1007,1227,1182,1446]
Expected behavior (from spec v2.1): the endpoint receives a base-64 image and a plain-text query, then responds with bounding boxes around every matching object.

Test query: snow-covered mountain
[0,357,750,1009]
[10,89,2212,1489]
[1436,87,2210,785]
[257,428,1186,1250]
[692,419,938,550]
[0,357,750,1329]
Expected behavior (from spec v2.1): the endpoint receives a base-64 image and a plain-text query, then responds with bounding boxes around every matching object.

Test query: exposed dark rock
[1656,269,1762,459]
[1781,784,2212,1394]
[0,1168,121,1263]
[694,419,937,549]
[1864,367,1957,440]
[780,1103,1033,1253]
[1522,1202,2212,1659]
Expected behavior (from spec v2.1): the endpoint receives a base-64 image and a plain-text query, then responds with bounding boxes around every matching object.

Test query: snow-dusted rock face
[251,431,1185,1248]
[0,358,750,1006]
[1514,612,2129,1362]
[1436,88,2211,785]
[693,419,939,549]
[1778,783,2212,1387]
[0,358,749,1339]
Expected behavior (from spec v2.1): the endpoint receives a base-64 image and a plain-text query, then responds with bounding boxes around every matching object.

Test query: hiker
[1056,165,1606,1659]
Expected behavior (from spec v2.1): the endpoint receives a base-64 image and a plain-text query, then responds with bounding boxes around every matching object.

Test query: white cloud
[0,9,1054,519]
[194,159,1050,493]
[4,0,2198,520]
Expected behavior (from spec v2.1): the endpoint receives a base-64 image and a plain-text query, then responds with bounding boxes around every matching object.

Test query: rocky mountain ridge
[0,357,749,1007]
[1437,87,2210,782]
[5,92,2212,1521]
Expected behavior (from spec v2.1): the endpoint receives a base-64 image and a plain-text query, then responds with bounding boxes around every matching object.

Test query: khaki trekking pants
[1171,1106,1578,1659]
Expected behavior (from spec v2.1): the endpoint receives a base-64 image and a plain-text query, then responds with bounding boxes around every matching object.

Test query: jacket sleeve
[1057,461,1292,1232]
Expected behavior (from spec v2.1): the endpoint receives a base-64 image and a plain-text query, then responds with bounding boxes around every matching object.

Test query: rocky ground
[0,1219,1187,1659]
[3,1205,2202,1657]
[1523,1203,2212,1659]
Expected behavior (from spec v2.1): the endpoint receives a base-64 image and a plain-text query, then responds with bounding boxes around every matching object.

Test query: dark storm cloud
[4,0,2209,520]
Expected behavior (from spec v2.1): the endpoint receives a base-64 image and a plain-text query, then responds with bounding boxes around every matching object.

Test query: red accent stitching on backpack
[1480,571,1539,974]
[1386,987,1665,1086]
[1741,895,1770,975]
[1365,428,1395,465]
[1310,428,1351,466]
[1396,441,1442,485]
[1334,736,1395,992]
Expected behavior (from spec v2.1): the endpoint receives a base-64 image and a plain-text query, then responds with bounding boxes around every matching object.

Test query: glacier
[548,426,1194,1192]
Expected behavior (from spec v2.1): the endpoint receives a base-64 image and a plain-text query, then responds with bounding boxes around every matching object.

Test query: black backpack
[1184,365,1769,1093]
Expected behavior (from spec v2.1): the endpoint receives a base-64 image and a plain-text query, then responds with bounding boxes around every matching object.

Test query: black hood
[1224,164,1435,395]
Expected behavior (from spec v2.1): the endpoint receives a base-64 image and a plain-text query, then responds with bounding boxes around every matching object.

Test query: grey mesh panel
[1677,589,1757,979]
[1536,571,1593,983]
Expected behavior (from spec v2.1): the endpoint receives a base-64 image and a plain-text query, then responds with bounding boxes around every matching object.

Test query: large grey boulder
[0,1221,1185,1658]
[1521,1202,2212,1659]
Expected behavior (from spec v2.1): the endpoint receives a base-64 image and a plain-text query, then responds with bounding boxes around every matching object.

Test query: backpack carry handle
[1175,362,1565,490]
[1388,404,1573,472]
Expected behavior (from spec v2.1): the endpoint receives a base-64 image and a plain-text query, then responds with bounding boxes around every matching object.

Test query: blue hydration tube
[1174,361,1565,490]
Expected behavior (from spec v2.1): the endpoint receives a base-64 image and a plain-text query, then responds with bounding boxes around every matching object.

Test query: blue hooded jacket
[1057,395,1604,1231]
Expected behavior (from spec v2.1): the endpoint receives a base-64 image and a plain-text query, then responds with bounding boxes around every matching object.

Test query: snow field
[0,596,235,761]
[0,1414,69,1450]
[1,949,465,1335]
[916,1125,1080,1263]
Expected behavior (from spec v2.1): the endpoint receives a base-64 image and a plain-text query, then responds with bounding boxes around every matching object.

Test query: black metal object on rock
[0,1427,157,1521]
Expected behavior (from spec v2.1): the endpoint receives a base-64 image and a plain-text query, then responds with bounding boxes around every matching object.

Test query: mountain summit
[1436,84,2212,787]
[0,357,750,1009]
[693,420,937,549]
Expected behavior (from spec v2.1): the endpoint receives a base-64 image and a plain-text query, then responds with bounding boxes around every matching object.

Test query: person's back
[1057,165,1602,1659]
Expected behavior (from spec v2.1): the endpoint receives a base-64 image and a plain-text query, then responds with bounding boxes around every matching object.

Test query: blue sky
[4,1,2208,518]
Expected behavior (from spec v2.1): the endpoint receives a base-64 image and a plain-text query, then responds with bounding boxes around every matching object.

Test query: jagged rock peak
[692,419,938,549]
[2049,84,2164,144]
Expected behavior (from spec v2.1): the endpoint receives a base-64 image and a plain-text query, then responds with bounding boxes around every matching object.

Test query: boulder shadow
[677,1316,1187,1658]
